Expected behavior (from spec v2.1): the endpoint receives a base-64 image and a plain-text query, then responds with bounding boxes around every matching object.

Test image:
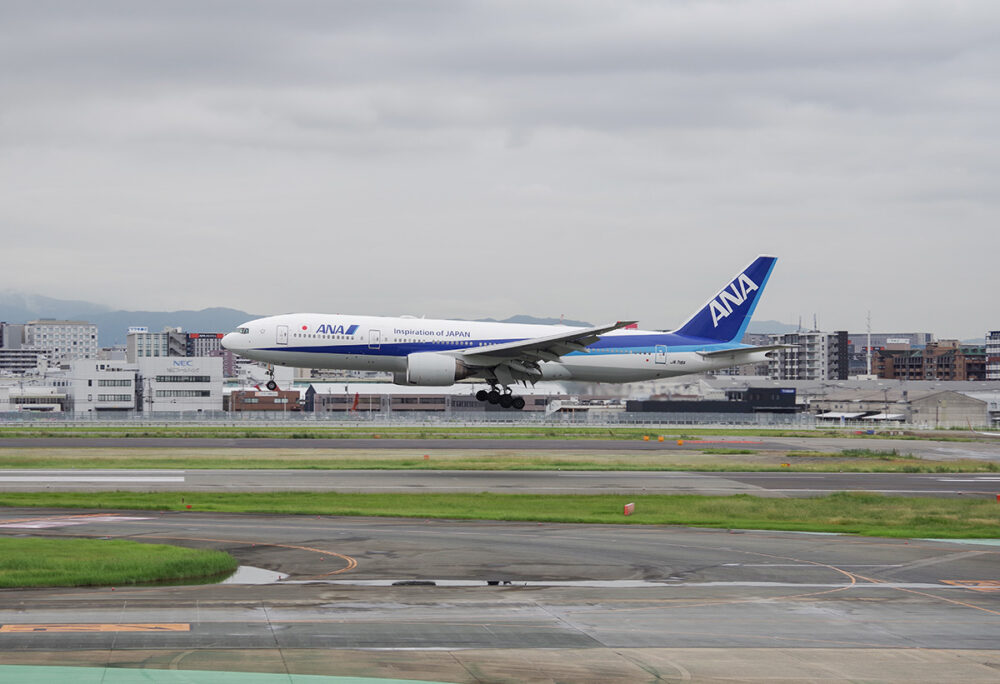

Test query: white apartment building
[767,331,849,381]
[987,331,1000,381]
[23,320,99,363]
[137,356,223,413]
[70,360,138,413]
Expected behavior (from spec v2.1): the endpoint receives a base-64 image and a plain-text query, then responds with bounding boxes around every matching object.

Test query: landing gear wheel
[511,396,525,410]
[475,389,489,402]
[499,394,513,409]
[265,380,278,391]
[486,390,500,404]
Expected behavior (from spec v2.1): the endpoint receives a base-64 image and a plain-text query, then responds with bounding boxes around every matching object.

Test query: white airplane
[222,255,783,409]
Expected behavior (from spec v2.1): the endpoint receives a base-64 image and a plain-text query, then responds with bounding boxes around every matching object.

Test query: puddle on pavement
[221,566,289,584]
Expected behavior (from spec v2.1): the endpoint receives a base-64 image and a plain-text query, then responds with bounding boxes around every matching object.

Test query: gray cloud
[1,1,998,338]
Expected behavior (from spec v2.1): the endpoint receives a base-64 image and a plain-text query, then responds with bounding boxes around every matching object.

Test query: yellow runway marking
[941,580,1000,592]
[142,534,358,576]
[0,623,189,633]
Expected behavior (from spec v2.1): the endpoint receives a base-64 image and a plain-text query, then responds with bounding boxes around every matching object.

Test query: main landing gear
[475,385,526,410]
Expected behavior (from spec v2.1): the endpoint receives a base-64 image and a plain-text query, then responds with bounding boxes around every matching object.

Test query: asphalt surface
[3,434,1000,460]
[2,468,1000,497]
[0,509,999,681]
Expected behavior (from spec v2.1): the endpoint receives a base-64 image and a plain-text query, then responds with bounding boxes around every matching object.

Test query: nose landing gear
[265,365,278,391]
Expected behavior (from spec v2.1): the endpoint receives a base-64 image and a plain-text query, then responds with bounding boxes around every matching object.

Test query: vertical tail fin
[673,255,777,343]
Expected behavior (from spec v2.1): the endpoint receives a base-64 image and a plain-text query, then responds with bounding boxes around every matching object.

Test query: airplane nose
[221,333,235,350]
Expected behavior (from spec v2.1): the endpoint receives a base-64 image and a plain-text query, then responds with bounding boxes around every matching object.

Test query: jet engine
[394,352,475,386]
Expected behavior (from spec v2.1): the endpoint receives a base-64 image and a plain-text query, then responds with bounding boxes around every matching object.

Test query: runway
[2,434,999,461]
[1,468,999,497]
[0,508,998,681]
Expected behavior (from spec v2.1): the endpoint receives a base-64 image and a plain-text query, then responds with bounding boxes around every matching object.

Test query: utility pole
[866,310,873,376]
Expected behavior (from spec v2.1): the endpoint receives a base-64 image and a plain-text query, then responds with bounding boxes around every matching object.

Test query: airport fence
[0,410,849,429]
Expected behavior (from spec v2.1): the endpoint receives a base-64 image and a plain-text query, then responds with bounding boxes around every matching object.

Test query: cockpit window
[236,327,250,335]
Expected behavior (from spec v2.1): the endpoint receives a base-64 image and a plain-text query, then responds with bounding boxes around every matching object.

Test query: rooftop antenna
[813,314,818,332]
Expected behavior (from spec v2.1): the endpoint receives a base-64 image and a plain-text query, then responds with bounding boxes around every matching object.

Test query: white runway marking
[0,476,185,483]
[0,515,151,529]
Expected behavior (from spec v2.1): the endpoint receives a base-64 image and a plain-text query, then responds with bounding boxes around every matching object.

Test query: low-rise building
[811,388,988,428]
[304,383,560,413]
[872,341,986,381]
[227,389,301,412]
[70,360,138,414]
[8,386,68,412]
[0,348,48,375]
[137,357,223,413]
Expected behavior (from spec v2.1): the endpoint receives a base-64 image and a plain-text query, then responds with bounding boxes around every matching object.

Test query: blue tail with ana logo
[673,255,777,343]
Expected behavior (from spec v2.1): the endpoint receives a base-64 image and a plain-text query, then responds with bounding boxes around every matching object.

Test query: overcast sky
[2,1,997,337]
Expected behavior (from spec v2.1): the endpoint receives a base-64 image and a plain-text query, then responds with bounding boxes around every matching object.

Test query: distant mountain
[477,315,592,327]
[0,290,112,322]
[85,308,264,346]
[0,292,599,347]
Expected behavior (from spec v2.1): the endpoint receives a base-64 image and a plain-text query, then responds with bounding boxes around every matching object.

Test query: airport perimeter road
[2,435,1000,460]
[1,468,999,497]
[0,509,998,681]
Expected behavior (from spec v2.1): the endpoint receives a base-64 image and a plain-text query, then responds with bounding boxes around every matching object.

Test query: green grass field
[0,537,237,588]
[2,491,997,538]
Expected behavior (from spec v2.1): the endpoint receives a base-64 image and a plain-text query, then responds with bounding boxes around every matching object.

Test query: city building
[126,327,187,362]
[810,388,988,428]
[767,331,849,381]
[872,341,986,381]
[626,387,799,414]
[304,383,560,413]
[845,332,933,376]
[186,333,227,357]
[0,323,25,349]
[0,348,49,375]
[7,386,68,412]
[136,357,223,413]
[226,389,301,412]
[23,320,99,364]
[987,331,1000,381]
[69,360,138,414]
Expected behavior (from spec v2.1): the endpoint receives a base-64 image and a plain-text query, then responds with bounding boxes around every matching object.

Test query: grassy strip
[0,447,995,473]
[0,537,237,588]
[0,425,971,441]
[1,491,997,538]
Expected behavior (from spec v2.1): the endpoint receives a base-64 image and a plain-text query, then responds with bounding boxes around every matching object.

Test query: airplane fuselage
[224,313,768,384]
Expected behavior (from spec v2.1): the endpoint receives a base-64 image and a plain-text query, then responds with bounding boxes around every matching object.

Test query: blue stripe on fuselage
[253,332,747,357]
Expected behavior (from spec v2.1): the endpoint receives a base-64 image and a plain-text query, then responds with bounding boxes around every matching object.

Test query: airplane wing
[460,321,638,369]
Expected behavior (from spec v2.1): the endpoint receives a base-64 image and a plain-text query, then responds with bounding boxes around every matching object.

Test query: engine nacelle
[395,352,474,386]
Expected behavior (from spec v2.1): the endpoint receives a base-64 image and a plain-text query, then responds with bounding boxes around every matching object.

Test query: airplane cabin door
[654,344,667,364]
[276,325,289,346]
[369,329,381,349]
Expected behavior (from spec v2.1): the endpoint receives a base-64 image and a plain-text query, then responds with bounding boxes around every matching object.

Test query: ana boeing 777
[222,255,781,409]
